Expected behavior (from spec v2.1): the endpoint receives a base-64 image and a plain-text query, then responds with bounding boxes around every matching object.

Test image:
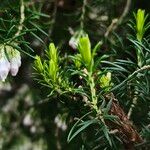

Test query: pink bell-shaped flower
[0,49,10,81]
[10,50,21,76]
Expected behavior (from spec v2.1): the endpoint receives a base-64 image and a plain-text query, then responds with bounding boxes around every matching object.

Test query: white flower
[0,50,10,82]
[69,30,87,49]
[69,37,78,49]
[0,45,22,81]
[10,51,21,76]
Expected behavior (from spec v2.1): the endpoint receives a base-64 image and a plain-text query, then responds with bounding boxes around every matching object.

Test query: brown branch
[105,93,143,149]
[105,0,131,38]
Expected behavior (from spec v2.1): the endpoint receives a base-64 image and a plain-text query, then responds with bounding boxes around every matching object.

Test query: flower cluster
[0,45,21,82]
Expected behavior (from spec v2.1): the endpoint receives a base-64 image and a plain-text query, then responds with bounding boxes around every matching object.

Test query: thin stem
[128,24,146,118]
[127,90,138,119]
[15,0,25,37]
[127,65,150,118]
[48,0,58,37]
[87,71,105,123]
[88,72,97,109]
[111,65,150,92]
[80,0,87,30]
[105,0,131,38]
[137,46,143,67]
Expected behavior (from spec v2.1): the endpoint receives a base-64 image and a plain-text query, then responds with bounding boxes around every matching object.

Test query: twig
[87,71,105,124]
[127,65,150,118]
[48,0,58,37]
[111,65,150,119]
[80,0,87,30]
[127,65,150,119]
[111,65,150,92]
[15,0,25,37]
[105,0,131,38]
[127,91,138,119]
[105,92,143,147]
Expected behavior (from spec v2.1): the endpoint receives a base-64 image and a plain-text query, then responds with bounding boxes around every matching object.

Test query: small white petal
[0,57,10,81]
[0,72,8,81]
[10,65,19,76]
[10,57,21,76]
[69,37,78,49]
[17,58,21,67]
[16,54,21,67]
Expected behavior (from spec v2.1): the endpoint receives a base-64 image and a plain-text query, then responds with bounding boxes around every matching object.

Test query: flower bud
[10,50,21,76]
[0,47,10,81]
[49,59,57,81]
[78,35,92,67]
[49,43,57,63]
[48,43,58,82]
[34,55,43,72]
[135,9,146,41]
[0,57,10,81]
[99,72,113,92]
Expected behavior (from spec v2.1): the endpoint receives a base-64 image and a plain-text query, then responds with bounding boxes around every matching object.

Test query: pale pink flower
[0,51,10,82]
[10,51,21,76]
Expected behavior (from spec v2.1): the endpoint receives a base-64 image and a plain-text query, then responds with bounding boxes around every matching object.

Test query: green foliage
[78,35,92,69]
[48,43,58,82]
[34,35,117,148]
[130,9,150,67]
[99,72,113,92]
[135,9,148,42]
[34,7,150,149]
[1,0,150,149]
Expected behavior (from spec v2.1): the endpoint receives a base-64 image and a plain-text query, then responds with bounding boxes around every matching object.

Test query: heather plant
[33,9,150,149]
[0,0,150,150]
